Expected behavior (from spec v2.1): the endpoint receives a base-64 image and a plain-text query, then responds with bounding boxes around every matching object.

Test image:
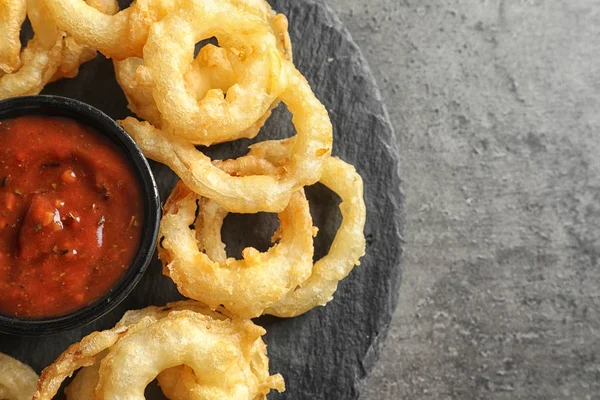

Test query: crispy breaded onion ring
[256,140,367,317]
[194,139,366,317]
[32,320,150,400]
[115,0,291,140]
[41,0,187,60]
[50,0,119,81]
[0,353,38,400]
[96,310,283,398]
[119,64,332,213]
[0,0,27,74]
[35,301,284,399]
[36,302,212,400]
[0,0,117,99]
[159,172,314,318]
[141,0,288,145]
[0,0,63,99]
[115,44,275,140]
[64,301,232,400]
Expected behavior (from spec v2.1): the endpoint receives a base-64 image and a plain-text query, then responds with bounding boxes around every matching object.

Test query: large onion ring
[120,63,332,213]
[114,0,291,141]
[96,310,283,398]
[115,44,266,135]
[43,0,291,62]
[32,320,149,400]
[195,139,367,317]
[0,0,27,74]
[142,0,288,145]
[34,301,284,399]
[0,353,38,400]
[159,170,314,318]
[64,301,232,400]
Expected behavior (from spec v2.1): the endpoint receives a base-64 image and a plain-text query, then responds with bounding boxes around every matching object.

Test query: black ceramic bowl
[0,95,160,336]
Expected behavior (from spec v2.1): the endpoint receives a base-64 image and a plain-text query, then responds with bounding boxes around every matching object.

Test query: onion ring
[42,0,187,60]
[0,0,117,99]
[120,62,332,213]
[0,353,38,400]
[115,44,280,143]
[113,0,291,143]
[0,0,63,99]
[141,0,288,145]
[50,0,119,81]
[43,0,291,62]
[36,301,217,400]
[0,0,27,74]
[96,310,284,398]
[159,170,314,318]
[256,140,367,317]
[32,320,151,400]
[65,301,230,400]
[35,301,284,399]
[115,45,243,129]
[193,138,366,317]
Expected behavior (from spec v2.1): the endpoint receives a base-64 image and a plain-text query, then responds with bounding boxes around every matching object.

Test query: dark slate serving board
[0,0,404,399]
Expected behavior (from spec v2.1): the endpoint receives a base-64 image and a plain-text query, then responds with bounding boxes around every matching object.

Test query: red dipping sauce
[0,116,143,318]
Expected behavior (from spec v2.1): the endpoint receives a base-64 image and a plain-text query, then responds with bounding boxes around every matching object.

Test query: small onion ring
[142,0,288,145]
[119,63,332,213]
[0,0,27,74]
[200,138,367,317]
[159,169,314,318]
[0,353,38,400]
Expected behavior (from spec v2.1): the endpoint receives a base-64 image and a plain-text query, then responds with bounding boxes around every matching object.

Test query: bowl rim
[0,95,160,336]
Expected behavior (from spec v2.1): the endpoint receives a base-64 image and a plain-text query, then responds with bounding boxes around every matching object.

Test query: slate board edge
[306,0,406,395]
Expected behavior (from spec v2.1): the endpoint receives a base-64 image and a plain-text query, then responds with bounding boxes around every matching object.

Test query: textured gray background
[325,0,600,399]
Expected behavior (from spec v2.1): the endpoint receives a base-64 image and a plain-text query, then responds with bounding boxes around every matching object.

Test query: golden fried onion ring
[0,0,63,99]
[97,310,283,398]
[41,0,187,60]
[112,0,290,133]
[43,0,291,62]
[0,353,38,400]
[159,170,314,318]
[50,0,119,81]
[34,301,283,399]
[120,64,332,213]
[0,0,27,74]
[115,45,256,133]
[0,0,117,99]
[142,1,287,145]
[216,139,367,317]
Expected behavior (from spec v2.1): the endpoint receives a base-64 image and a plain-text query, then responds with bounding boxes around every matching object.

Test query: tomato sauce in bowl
[0,115,144,318]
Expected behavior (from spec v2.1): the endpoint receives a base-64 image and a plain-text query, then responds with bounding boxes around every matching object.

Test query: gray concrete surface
[325,0,600,398]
